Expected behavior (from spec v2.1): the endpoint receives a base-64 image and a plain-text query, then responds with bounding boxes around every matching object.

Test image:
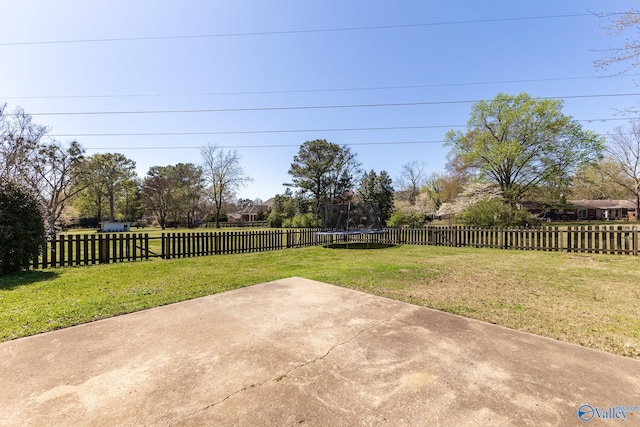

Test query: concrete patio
[1,277,638,426]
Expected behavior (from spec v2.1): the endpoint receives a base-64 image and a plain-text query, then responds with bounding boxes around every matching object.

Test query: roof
[568,200,636,210]
[239,205,270,215]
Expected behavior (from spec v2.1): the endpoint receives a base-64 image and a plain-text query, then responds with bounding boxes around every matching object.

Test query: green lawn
[1,245,639,359]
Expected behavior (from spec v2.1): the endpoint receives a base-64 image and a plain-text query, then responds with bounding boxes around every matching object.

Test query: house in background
[239,198,275,222]
[569,200,636,221]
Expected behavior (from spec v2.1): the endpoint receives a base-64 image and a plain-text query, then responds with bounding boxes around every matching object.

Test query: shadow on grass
[0,270,59,291]
[323,243,397,250]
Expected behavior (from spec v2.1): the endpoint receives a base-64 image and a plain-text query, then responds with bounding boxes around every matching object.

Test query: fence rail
[32,225,639,269]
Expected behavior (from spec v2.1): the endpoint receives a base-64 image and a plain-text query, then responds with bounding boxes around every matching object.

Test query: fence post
[98,234,109,264]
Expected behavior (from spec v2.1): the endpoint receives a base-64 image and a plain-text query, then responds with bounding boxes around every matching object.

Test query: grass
[1,245,639,359]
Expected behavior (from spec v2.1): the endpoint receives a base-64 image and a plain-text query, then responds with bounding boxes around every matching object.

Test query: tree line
[390,93,640,227]
[3,91,640,241]
[1,102,255,234]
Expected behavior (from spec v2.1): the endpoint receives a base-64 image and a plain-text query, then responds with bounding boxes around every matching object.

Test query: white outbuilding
[100,222,131,232]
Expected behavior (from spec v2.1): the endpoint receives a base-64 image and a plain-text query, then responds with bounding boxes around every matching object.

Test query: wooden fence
[371,225,638,255]
[36,233,151,269]
[32,225,639,269]
[159,229,333,259]
[33,229,334,268]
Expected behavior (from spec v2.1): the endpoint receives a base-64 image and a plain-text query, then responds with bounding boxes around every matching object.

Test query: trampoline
[316,202,388,248]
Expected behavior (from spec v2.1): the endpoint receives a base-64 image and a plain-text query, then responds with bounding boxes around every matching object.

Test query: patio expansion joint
[166,306,416,426]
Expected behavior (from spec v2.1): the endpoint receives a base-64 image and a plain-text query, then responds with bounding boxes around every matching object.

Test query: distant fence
[203,221,268,228]
[371,225,638,256]
[32,225,639,269]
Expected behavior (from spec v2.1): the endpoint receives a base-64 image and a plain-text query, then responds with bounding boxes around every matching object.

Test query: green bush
[0,182,45,276]
[386,211,405,228]
[407,212,426,228]
[267,211,283,228]
[458,199,542,227]
[291,213,320,228]
[386,211,425,228]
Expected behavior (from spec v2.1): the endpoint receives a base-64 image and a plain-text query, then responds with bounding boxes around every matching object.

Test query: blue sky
[1,1,639,201]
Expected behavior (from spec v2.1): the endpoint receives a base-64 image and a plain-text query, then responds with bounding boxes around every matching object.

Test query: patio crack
[167,307,414,426]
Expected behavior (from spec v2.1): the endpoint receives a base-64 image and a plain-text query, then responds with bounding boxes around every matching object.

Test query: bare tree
[1,104,85,236]
[595,6,640,74]
[201,144,252,228]
[18,140,85,237]
[396,161,426,205]
[605,123,640,219]
[0,104,48,182]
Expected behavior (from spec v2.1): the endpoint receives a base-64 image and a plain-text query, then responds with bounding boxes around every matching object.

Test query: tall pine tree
[357,170,394,223]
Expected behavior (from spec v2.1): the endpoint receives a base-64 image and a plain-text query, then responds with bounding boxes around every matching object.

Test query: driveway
[1,277,638,426]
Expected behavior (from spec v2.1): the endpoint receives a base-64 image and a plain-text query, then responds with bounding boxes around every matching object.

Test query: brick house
[238,198,275,222]
[569,200,636,221]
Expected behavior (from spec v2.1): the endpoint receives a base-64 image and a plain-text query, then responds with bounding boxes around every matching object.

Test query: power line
[50,124,463,137]
[80,129,637,151]
[49,117,639,138]
[21,93,640,117]
[82,140,446,151]
[0,13,595,47]
[4,74,636,100]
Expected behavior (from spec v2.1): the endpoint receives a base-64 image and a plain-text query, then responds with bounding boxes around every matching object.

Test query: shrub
[267,211,283,228]
[458,199,542,227]
[387,211,425,228]
[407,212,426,228]
[291,213,320,228]
[386,211,405,228]
[0,182,45,276]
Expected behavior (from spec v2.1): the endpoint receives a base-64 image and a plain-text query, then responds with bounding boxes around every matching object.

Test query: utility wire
[80,128,637,151]
[4,74,636,100]
[50,124,462,137]
[49,117,639,138]
[0,13,597,47]
[82,140,447,150]
[22,93,640,117]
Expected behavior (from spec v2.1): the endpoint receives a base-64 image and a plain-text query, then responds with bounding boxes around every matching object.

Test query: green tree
[287,139,361,209]
[267,189,297,228]
[77,153,137,222]
[445,92,604,207]
[357,170,395,223]
[0,182,45,276]
[569,160,630,200]
[116,177,142,222]
[142,166,171,229]
[171,163,204,228]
